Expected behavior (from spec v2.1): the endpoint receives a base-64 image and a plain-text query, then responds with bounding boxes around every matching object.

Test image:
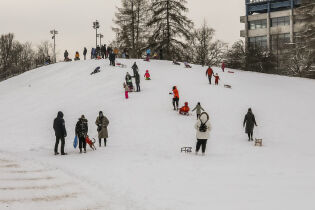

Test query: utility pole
[50,29,58,63]
[93,20,100,48]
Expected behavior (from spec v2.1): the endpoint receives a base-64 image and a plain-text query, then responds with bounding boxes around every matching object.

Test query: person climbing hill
[214,73,220,85]
[192,102,205,119]
[206,66,214,84]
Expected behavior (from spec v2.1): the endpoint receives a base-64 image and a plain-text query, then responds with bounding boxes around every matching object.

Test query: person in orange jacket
[144,70,151,80]
[169,86,179,110]
[214,73,220,85]
[206,66,214,84]
[179,102,190,115]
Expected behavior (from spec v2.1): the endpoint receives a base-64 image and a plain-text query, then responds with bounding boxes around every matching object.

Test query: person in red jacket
[214,73,220,85]
[206,66,214,84]
[179,102,190,115]
[170,86,179,110]
[144,70,151,80]
[221,62,225,72]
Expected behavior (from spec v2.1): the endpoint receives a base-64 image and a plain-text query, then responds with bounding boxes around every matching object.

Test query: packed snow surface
[0,59,315,210]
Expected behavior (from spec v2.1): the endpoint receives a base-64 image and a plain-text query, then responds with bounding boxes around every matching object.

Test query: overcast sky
[0,0,245,60]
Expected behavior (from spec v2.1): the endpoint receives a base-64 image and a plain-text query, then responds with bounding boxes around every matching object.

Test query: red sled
[228,71,234,74]
[85,136,97,150]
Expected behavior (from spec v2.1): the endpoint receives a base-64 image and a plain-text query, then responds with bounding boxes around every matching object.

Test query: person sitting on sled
[214,73,220,85]
[179,102,190,115]
[173,60,180,65]
[144,70,151,80]
[125,72,133,91]
[74,51,80,61]
[184,62,192,68]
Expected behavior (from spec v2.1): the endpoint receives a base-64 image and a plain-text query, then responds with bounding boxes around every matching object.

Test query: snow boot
[61,153,67,155]
[80,149,82,153]
[54,152,59,155]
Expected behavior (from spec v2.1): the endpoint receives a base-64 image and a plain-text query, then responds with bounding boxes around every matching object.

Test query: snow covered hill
[0,59,315,210]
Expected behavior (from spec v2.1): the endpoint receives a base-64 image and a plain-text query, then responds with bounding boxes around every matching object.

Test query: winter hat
[185,102,188,106]
[57,111,64,118]
[146,70,149,73]
[197,102,200,105]
[200,112,209,123]
[99,111,103,116]
[248,108,252,112]
[81,115,85,119]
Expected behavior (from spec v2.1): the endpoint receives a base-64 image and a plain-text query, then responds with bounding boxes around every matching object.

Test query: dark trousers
[197,114,200,119]
[79,137,87,150]
[247,132,253,140]
[136,83,140,92]
[110,60,115,66]
[208,76,212,84]
[196,139,208,153]
[99,138,107,147]
[84,55,86,60]
[172,98,179,110]
[55,136,65,154]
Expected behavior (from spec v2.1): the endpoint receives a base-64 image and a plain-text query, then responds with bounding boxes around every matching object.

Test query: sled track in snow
[0,155,106,210]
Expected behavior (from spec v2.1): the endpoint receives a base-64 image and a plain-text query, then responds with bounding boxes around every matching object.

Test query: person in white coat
[194,112,211,155]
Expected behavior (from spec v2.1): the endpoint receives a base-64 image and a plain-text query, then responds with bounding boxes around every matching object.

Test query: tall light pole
[50,29,58,63]
[93,20,100,48]
[99,34,104,46]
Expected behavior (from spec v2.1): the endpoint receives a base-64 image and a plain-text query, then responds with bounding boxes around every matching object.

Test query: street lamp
[99,34,104,46]
[93,20,100,48]
[50,29,58,63]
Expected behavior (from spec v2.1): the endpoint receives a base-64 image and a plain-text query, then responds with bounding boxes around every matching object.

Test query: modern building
[240,0,304,51]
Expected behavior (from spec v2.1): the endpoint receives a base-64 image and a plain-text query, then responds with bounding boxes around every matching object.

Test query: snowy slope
[0,59,315,210]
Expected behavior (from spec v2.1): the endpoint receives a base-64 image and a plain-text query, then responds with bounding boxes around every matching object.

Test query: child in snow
[179,102,190,115]
[221,62,225,72]
[214,73,220,85]
[123,83,129,99]
[192,102,205,119]
[144,70,151,80]
[74,52,80,61]
[184,62,192,68]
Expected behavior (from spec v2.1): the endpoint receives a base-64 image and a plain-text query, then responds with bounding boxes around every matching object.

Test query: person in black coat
[64,50,69,61]
[132,62,139,77]
[53,111,67,155]
[134,71,140,92]
[109,52,116,66]
[243,108,258,141]
[75,115,88,153]
[101,45,106,59]
[83,47,87,60]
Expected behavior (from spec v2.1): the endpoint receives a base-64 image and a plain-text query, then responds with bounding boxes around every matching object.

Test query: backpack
[199,117,208,132]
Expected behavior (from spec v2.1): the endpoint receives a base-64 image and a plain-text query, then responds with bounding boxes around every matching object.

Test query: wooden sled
[255,138,263,147]
[181,147,192,153]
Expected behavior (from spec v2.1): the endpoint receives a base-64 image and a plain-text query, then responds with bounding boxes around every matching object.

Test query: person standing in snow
[53,111,67,155]
[194,112,211,155]
[221,61,225,72]
[64,50,69,61]
[170,86,179,110]
[134,70,141,92]
[101,45,106,59]
[75,115,88,153]
[214,73,220,85]
[132,62,139,77]
[109,52,116,66]
[83,47,87,60]
[192,102,205,119]
[243,108,257,141]
[123,82,129,99]
[206,66,214,84]
[95,111,109,147]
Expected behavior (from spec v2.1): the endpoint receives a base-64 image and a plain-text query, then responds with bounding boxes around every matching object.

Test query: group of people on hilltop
[53,111,109,155]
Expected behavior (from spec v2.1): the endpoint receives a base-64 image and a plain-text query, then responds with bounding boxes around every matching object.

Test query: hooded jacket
[192,104,205,115]
[53,111,67,138]
[194,113,211,140]
[75,117,88,138]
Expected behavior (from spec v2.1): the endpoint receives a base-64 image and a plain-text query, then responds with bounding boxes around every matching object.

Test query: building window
[271,16,290,27]
[249,19,267,30]
[249,36,267,48]
[271,33,291,50]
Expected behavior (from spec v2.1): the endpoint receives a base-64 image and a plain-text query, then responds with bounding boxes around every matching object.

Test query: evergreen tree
[113,0,149,58]
[147,0,193,60]
[225,40,246,70]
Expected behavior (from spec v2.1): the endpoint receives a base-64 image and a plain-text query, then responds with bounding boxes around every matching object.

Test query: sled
[255,139,263,147]
[179,112,190,116]
[90,66,101,75]
[224,84,232,89]
[181,147,192,153]
[228,71,234,73]
[116,63,127,68]
[73,136,78,148]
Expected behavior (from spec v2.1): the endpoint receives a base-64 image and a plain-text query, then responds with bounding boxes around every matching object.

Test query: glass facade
[271,33,291,50]
[271,16,290,27]
[249,36,267,48]
[249,19,267,30]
